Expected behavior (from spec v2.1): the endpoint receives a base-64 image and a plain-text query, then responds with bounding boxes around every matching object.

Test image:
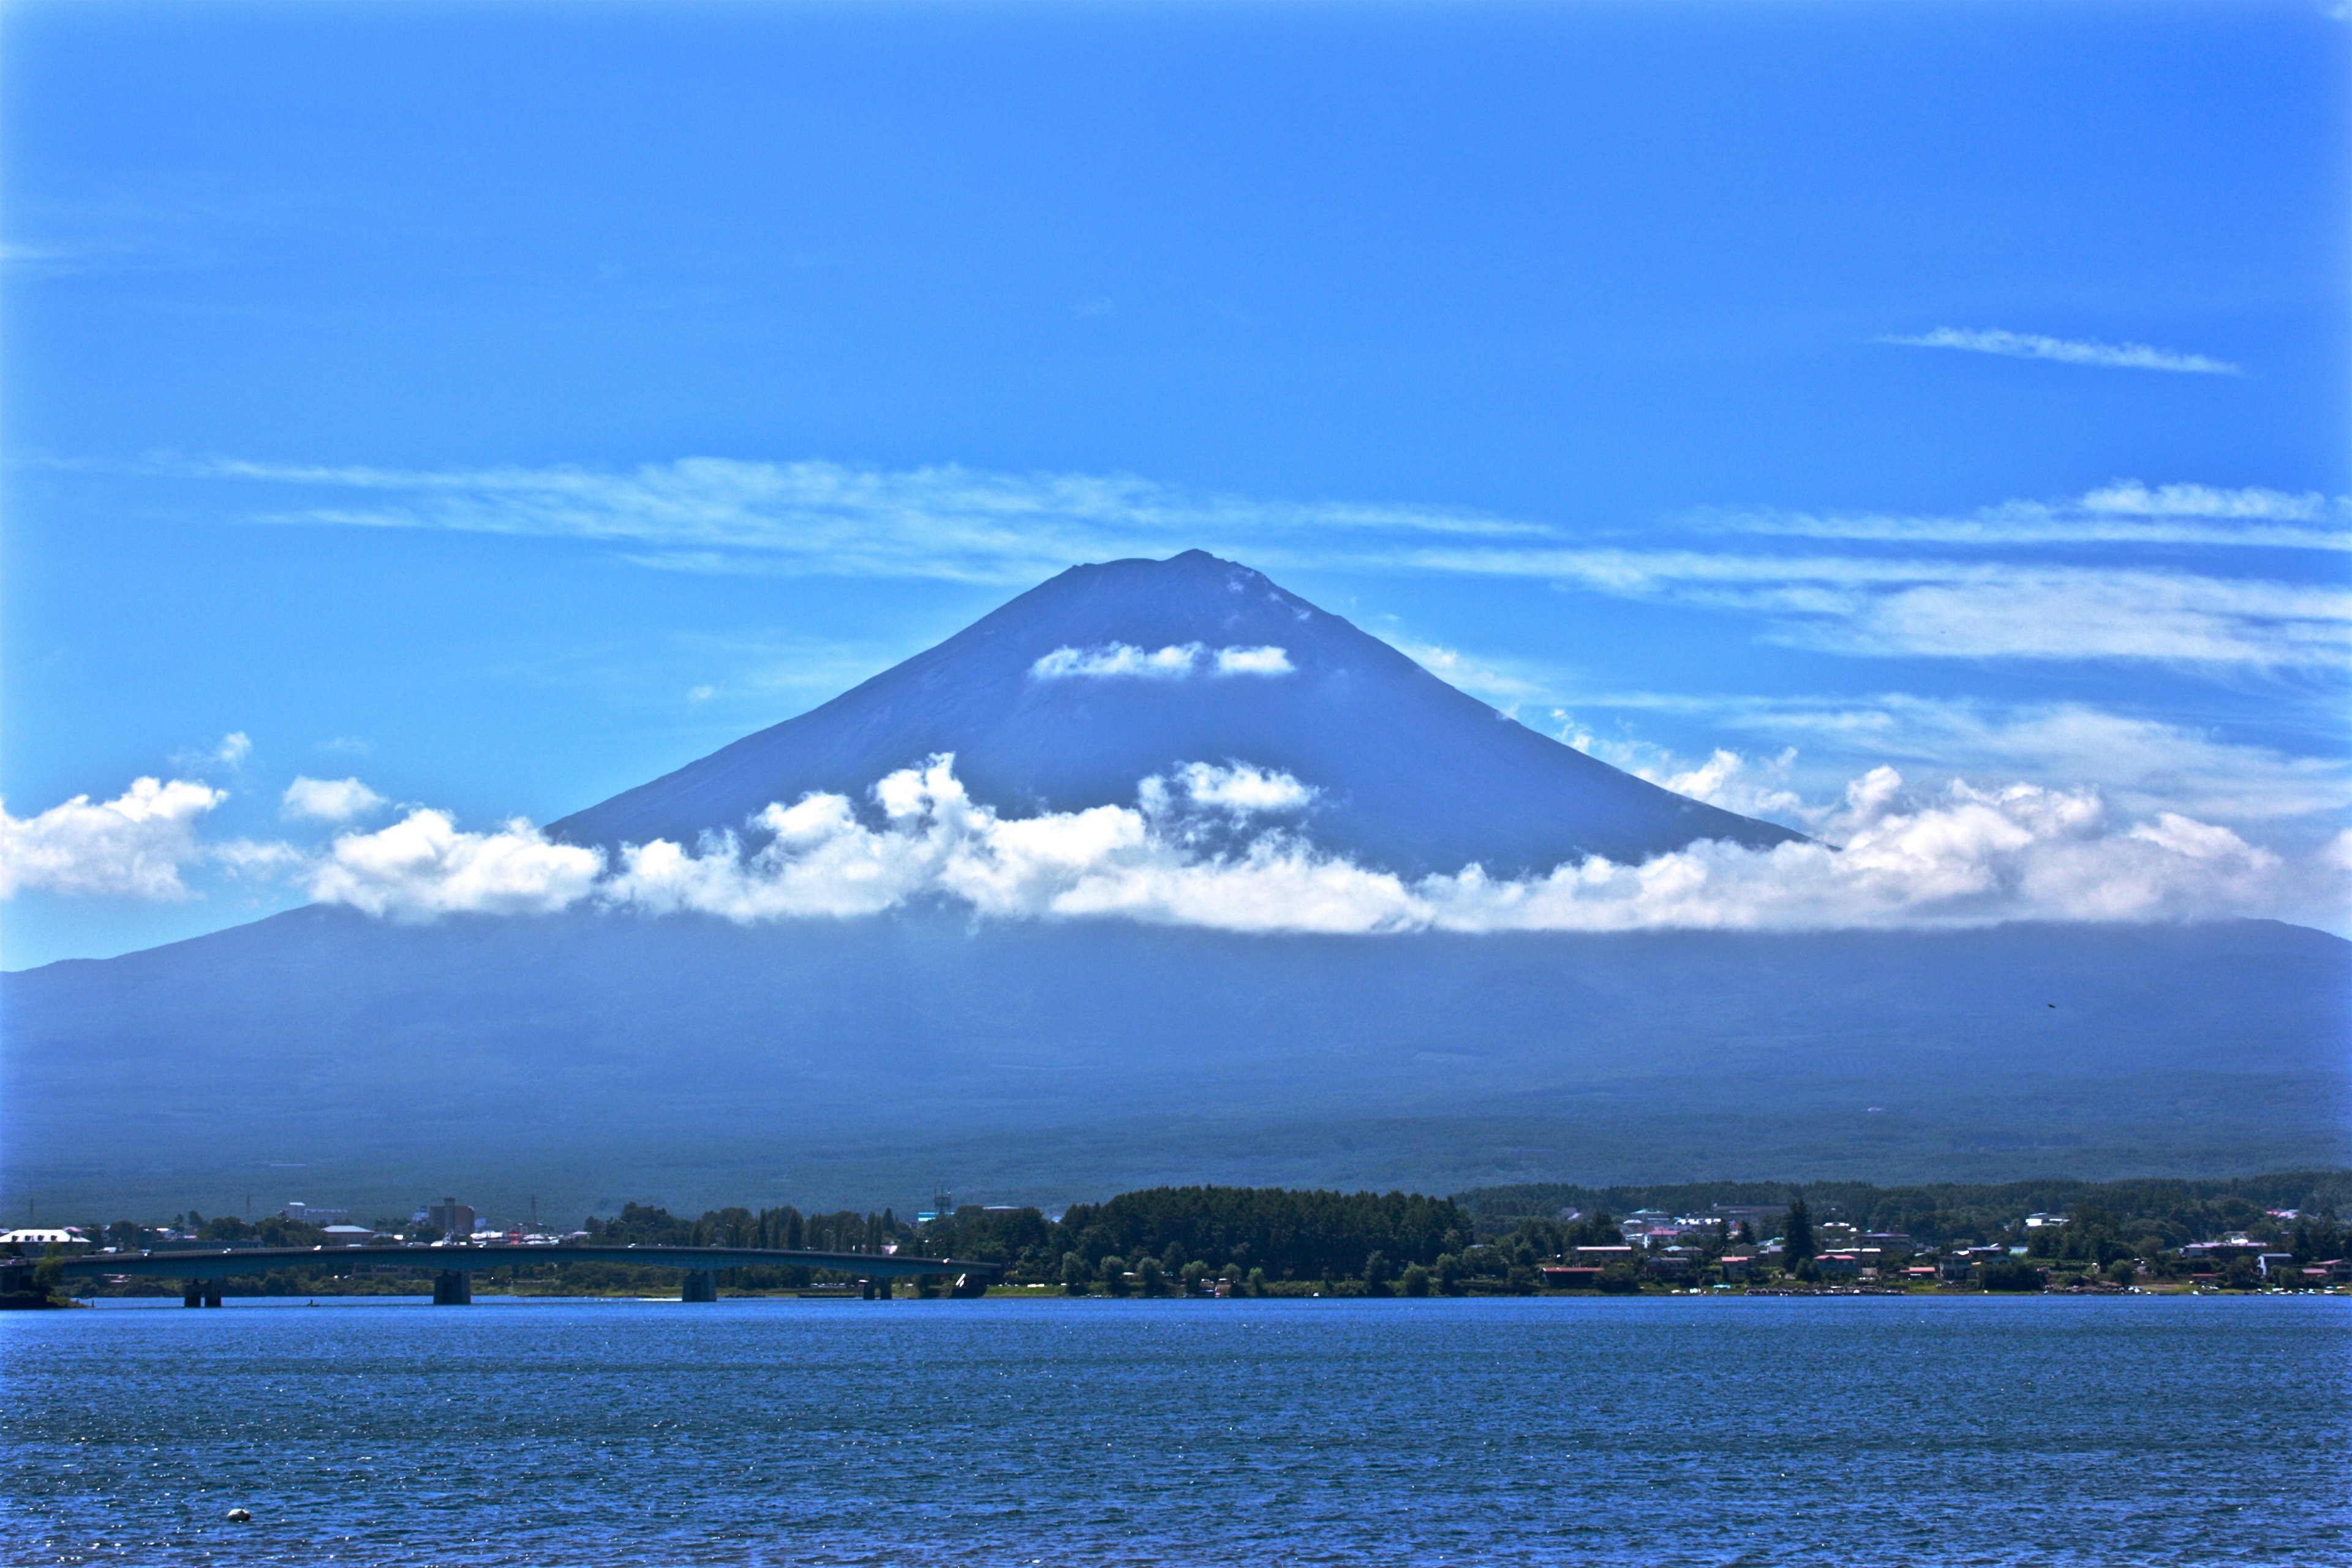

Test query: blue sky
[4,0,2346,965]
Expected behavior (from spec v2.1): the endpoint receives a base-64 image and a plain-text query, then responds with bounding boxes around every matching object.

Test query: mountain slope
[4,907,2343,1218]
[549,551,1799,875]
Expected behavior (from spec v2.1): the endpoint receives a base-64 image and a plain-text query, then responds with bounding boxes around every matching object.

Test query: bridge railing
[58,1242,1005,1290]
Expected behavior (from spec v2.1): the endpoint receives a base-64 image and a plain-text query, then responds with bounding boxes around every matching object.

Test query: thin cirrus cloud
[1693,483,2350,552]
[1387,548,2351,668]
[1879,326,2242,375]
[7,758,2342,934]
[1030,643,1295,680]
[133,454,2350,671]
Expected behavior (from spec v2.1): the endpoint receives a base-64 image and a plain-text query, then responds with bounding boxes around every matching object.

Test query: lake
[4,1294,2345,1565]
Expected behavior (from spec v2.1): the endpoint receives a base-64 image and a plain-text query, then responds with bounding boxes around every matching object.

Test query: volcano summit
[550,549,1800,876]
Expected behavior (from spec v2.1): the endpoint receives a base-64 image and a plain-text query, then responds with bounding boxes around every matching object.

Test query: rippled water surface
[4,1294,2345,1565]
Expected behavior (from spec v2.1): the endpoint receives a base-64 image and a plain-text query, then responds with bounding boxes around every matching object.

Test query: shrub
[1980,1259,2045,1292]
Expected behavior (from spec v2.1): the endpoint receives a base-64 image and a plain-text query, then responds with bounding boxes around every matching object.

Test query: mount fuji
[548,549,1799,874]
[4,554,2343,1219]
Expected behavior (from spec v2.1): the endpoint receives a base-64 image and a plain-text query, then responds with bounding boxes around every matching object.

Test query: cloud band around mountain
[18,755,2326,935]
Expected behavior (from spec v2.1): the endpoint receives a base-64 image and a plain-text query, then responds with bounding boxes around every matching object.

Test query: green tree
[1098,1256,1131,1297]
[1400,1263,1431,1297]
[1782,1197,1815,1266]
[1060,1252,1091,1295]
[1135,1256,1169,1297]
[1244,1267,1269,1297]
[1363,1250,1393,1297]
[1980,1259,2044,1292]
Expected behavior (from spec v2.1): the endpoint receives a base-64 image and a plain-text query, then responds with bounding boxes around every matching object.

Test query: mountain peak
[550,553,1801,873]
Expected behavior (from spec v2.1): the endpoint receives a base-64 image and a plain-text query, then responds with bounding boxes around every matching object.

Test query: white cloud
[1880,327,2241,375]
[281,775,390,823]
[13,758,2339,932]
[0,777,227,900]
[1029,643,1294,680]
[1399,548,2349,668]
[1158,762,1317,815]
[592,756,2342,935]
[154,454,2344,674]
[305,810,605,922]
[183,454,1543,586]
[1635,747,1810,826]
[1555,695,2352,830]
[175,732,253,772]
[1698,482,2351,552]
[1213,645,1295,676]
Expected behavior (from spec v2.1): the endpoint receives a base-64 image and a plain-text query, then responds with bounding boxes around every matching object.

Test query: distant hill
[5,907,2343,1219]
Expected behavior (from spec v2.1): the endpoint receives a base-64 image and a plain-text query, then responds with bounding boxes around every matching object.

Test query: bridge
[53,1243,1003,1305]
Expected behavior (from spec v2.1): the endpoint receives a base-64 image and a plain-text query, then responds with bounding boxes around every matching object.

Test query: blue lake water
[4,1294,2346,1566]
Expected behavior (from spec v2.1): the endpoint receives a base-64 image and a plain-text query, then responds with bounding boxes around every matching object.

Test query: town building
[426,1197,476,1237]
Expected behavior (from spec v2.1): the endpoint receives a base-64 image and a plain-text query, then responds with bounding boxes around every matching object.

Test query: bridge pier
[682,1272,717,1303]
[432,1270,472,1305]
[183,1281,202,1308]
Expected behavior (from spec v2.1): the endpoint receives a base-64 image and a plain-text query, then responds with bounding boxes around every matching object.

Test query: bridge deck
[58,1243,1000,1282]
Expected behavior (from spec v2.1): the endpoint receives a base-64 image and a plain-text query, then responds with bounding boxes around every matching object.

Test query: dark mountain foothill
[3,553,2345,1217]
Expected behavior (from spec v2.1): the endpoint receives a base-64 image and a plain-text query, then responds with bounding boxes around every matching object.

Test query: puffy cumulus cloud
[601,756,1400,933]
[1029,643,1294,680]
[1213,646,1294,676]
[596,756,2338,935]
[0,777,227,899]
[1642,748,1810,827]
[304,810,605,922]
[1413,772,2307,933]
[1156,761,1317,815]
[281,775,390,823]
[17,758,2336,933]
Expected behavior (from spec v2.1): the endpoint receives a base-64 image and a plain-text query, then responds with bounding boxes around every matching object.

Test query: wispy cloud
[1394,548,2350,668]
[1880,326,2241,375]
[117,455,2352,671]
[1697,482,2351,552]
[174,454,1543,587]
[281,775,389,823]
